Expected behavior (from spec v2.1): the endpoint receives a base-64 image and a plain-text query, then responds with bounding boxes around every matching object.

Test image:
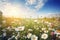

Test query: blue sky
[39,0,60,13]
[8,0,60,13]
[0,0,60,18]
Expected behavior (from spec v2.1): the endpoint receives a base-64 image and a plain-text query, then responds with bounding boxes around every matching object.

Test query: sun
[2,4,24,18]
[2,3,38,18]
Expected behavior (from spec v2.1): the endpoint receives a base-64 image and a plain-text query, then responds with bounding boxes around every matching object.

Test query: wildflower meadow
[0,16,60,40]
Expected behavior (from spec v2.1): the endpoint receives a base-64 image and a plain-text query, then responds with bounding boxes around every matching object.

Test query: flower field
[0,17,60,40]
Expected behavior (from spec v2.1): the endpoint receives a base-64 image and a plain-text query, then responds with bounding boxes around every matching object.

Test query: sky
[0,0,60,18]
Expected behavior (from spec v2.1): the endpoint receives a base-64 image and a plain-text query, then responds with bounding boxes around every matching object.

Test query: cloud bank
[0,0,49,18]
[25,0,47,10]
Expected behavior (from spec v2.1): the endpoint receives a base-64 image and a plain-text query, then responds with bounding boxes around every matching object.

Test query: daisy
[34,20,38,22]
[8,35,15,40]
[44,30,48,33]
[15,32,20,40]
[7,26,12,31]
[27,33,32,38]
[18,26,25,31]
[15,26,25,31]
[31,35,38,40]
[41,33,48,39]
[8,38,11,40]
[42,28,46,31]
[58,36,60,38]
[3,32,6,37]
[48,28,52,30]
[28,29,33,31]
[15,28,20,32]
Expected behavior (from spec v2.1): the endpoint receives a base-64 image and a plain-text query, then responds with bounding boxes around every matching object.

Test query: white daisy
[45,21,49,24]
[48,23,54,27]
[42,28,46,31]
[55,31,60,36]
[15,28,19,32]
[3,32,6,37]
[8,38,11,40]
[41,33,48,39]
[8,35,15,40]
[34,20,38,22]
[7,26,12,31]
[23,36,27,38]
[27,33,32,38]
[48,28,52,30]
[11,35,15,38]
[28,29,33,31]
[31,35,38,40]
[15,32,20,40]
[15,26,25,31]
[44,30,48,33]
[58,36,60,38]
[18,26,25,31]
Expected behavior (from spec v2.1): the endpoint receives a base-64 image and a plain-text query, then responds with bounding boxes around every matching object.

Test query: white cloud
[25,0,47,10]
[0,0,38,18]
[35,0,44,10]
[0,0,8,3]
[26,0,37,5]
